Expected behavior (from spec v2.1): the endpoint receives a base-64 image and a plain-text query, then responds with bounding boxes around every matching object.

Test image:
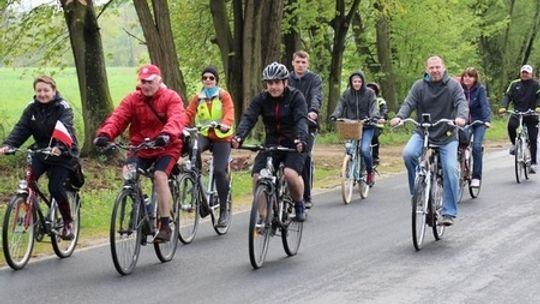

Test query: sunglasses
[202,75,216,81]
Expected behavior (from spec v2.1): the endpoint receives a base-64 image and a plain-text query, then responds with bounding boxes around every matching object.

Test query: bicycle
[2,147,81,270]
[239,144,303,269]
[506,109,537,184]
[457,120,488,200]
[104,140,180,275]
[176,123,233,244]
[396,115,455,251]
[336,118,379,204]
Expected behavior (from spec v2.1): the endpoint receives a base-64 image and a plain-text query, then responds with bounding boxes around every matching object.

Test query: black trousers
[32,158,72,223]
[508,115,539,164]
[302,128,317,201]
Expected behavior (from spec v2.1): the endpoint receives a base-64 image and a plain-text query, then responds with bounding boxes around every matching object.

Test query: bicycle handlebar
[101,139,160,154]
[397,118,455,128]
[238,144,297,153]
[506,109,538,116]
[336,117,384,128]
[3,146,53,156]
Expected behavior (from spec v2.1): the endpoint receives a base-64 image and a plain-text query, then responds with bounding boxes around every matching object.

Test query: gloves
[154,134,170,147]
[498,108,507,114]
[93,136,111,147]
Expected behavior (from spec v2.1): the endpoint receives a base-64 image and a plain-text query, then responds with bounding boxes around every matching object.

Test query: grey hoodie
[396,71,468,145]
[330,70,378,122]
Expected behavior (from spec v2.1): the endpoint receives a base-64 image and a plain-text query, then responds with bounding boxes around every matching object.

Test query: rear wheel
[110,190,142,275]
[412,176,428,251]
[213,165,233,235]
[177,173,199,244]
[340,155,354,204]
[431,174,445,240]
[281,195,303,256]
[51,191,81,258]
[2,195,35,270]
[154,179,180,262]
[248,184,273,269]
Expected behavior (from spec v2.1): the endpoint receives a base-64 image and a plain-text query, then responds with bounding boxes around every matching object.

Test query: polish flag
[51,120,73,148]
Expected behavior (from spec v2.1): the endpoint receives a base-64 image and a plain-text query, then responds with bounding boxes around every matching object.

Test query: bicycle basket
[336,120,363,140]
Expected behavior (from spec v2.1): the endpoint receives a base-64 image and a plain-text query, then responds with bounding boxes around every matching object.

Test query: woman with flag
[0,75,80,240]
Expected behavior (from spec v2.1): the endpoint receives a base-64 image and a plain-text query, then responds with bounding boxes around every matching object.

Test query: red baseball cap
[138,64,161,81]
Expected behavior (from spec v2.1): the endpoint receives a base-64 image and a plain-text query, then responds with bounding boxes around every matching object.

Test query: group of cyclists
[1,52,539,264]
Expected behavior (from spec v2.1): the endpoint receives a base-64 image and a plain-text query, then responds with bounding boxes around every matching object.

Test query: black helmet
[366,82,380,95]
[262,62,290,81]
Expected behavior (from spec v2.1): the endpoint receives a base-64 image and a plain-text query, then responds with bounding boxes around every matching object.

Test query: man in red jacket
[94,64,185,242]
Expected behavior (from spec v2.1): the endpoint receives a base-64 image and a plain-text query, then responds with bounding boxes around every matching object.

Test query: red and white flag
[51,120,73,148]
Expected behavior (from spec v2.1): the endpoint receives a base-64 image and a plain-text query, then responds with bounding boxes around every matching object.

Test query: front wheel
[412,176,428,251]
[177,173,199,244]
[431,175,445,240]
[51,191,81,258]
[515,140,525,183]
[110,190,142,275]
[340,155,354,204]
[2,195,35,270]
[248,184,273,269]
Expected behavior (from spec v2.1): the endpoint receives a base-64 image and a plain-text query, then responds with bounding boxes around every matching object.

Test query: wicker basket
[336,120,364,140]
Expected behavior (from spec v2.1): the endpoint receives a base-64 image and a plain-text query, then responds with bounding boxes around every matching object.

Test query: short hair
[426,55,444,66]
[33,75,57,90]
[293,50,310,60]
[460,67,480,85]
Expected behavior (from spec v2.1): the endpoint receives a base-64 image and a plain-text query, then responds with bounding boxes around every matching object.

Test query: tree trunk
[242,0,263,111]
[61,0,114,156]
[282,0,300,70]
[326,0,361,127]
[519,1,540,66]
[261,0,284,65]
[500,0,516,91]
[133,0,187,103]
[373,1,398,111]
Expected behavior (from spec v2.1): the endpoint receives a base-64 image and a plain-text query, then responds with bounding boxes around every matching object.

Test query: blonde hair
[33,75,57,90]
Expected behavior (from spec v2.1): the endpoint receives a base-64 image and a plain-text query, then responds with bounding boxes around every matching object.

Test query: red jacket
[98,86,185,159]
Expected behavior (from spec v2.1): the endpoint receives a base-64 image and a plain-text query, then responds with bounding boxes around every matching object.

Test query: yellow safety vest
[195,95,233,138]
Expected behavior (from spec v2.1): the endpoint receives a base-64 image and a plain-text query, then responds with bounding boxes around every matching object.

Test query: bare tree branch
[96,0,113,20]
[122,27,146,45]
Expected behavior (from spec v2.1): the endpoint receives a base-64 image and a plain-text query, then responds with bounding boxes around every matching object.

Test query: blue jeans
[470,125,486,179]
[360,128,375,173]
[402,133,460,218]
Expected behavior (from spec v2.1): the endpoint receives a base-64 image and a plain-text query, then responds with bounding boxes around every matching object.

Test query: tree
[133,0,187,102]
[60,0,114,156]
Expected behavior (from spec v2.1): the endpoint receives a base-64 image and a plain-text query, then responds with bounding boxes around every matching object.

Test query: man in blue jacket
[390,55,468,226]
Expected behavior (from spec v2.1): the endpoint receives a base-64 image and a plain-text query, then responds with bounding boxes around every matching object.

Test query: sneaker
[294,202,305,222]
[509,145,516,155]
[215,210,229,228]
[304,200,313,209]
[438,215,454,226]
[61,221,74,240]
[470,179,481,188]
[155,225,172,242]
[367,172,375,186]
[529,164,537,174]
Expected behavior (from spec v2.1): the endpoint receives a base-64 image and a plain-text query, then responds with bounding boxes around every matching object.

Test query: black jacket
[3,93,79,164]
[501,78,540,113]
[236,87,308,148]
[288,70,323,115]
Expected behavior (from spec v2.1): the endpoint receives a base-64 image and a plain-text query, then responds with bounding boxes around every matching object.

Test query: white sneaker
[470,179,481,188]
[529,164,537,174]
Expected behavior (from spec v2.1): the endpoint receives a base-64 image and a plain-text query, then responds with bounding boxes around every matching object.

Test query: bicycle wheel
[213,167,233,235]
[358,163,370,199]
[458,158,466,203]
[248,183,273,269]
[281,197,303,256]
[340,154,354,204]
[515,140,525,183]
[177,173,199,244]
[468,151,481,198]
[2,195,35,270]
[154,180,179,262]
[51,191,81,258]
[431,174,445,240]
[110,189,142,275]
[524,139,531,180]
[411,176,428,251]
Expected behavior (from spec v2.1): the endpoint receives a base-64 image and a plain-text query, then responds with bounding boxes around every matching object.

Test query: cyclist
[330,70,380,186]
[185,66,234,227]
[232,62,308,222]
[458,67,491,187]
[500,64,540,173]
[390,55,468,226]
[288,50,323,209]
[366,82,388,165]
[0,75,81,240]
[94,64,185,242]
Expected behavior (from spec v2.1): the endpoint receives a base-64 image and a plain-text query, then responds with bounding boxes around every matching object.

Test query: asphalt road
[1,148,540,304]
